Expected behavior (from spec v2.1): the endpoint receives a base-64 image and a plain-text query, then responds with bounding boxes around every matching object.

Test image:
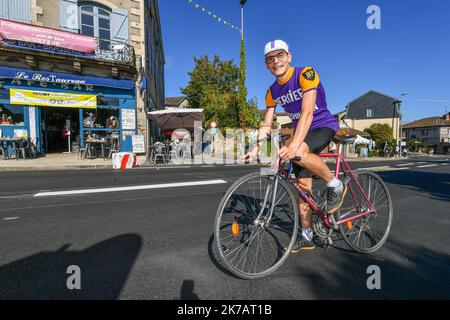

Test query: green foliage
[364,123,394,152]
[368,150,379,157]
[407,139,422,152]
[181,54,258,129]
[237,39,259,129]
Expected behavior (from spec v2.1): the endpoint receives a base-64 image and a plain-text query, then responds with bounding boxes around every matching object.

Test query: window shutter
[0,1,9,20]
[111,8,129,43]
[60,0,79,32]
[1,0,31,23]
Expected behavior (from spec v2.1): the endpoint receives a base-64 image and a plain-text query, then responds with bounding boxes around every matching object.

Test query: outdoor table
[84,138,108,160]
[0,137,25,160]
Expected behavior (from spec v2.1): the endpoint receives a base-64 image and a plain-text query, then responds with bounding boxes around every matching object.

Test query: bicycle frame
[275,143,377,230]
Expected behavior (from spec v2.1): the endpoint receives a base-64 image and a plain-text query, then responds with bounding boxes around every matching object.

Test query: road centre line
[417,164,439,168]
[34,179,228,197]
[396,163,415,166]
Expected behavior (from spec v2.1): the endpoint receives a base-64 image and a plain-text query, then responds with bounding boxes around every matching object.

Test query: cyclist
[243,40,347,252]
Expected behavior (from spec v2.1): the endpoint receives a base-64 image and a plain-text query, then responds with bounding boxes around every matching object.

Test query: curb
[0,157,412,172]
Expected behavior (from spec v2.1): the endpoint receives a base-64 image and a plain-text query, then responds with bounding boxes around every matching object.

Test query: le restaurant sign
[10,89,97,109]
[0,66,134,90]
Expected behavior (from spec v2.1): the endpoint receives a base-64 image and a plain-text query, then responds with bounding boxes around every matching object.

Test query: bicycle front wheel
[338,170,393,253]
[215,172,299,279]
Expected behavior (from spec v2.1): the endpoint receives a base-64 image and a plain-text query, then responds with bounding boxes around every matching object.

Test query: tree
[237,39,259,128]
[364,123,396,152]
[181,54,258,129]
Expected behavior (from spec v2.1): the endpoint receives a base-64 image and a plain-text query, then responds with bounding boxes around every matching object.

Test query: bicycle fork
[253,175,279,228]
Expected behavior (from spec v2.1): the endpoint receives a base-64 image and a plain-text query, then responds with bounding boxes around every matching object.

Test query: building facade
[0,0,164,155]
[403,113,450,154]
[165,96,189,110]
[344,90,400,142]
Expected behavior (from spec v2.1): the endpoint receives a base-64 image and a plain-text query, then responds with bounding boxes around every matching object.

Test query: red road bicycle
[214,134,393,279]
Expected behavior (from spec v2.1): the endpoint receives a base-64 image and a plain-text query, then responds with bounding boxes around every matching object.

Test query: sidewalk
[0,153,148,171]
[0,152,409,171]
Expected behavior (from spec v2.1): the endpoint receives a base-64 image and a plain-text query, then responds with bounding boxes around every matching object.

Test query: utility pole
[240,0,246,41]
[399,92,408,151]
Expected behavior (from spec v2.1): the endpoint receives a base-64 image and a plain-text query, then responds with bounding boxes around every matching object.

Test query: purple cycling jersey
[265,66,339,133]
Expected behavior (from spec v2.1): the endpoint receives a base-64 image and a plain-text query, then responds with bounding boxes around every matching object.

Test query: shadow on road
[180,280,200,300]
[0,234,142,299]
[295,236,450,299]
[377,170,450,202]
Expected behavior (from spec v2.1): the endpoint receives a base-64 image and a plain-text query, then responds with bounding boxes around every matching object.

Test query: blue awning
[0,66,134,90]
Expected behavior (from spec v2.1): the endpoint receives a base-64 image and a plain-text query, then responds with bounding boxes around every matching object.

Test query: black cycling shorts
[292,127,336,179]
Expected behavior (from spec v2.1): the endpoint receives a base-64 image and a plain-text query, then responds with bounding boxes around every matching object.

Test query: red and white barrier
[112,152,137,169]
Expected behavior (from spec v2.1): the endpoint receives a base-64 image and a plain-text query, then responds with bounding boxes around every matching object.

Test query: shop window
[82,108,119,129]
[97,96,120,107]
[0,104,24,125]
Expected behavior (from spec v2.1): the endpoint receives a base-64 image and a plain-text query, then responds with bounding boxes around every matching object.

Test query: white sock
[326,177,343,190]
[302,228,313,241]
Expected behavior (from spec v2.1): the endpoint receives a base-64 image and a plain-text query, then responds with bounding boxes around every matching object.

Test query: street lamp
[399,92,408,151]
[240,0,247,41]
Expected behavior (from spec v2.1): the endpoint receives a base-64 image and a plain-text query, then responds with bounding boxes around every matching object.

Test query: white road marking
[396,163,414,167]
[3,217,19,221]
[417,164,439,168]
[34,179,228,197]
[362,166,410,171]
[441,163,449,166]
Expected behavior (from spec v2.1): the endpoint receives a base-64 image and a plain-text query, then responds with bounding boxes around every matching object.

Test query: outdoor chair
[169,144,183,161]
[14,140,27,160]
[78,146,86,160]
[152,144,166,164]
[108,134,120,159]
[25,138,37,158]
[0,141,7,160]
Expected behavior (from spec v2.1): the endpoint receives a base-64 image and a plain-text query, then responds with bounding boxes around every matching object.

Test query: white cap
[264,40,289,56]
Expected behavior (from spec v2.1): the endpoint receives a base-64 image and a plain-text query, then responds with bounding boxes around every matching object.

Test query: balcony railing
[94,37,135,66]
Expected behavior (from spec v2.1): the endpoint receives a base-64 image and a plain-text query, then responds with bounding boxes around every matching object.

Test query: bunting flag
[186,0,241,32]
[414,98,448,103]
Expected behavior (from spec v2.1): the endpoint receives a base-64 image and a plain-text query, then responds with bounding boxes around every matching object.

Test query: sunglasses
[265,51,287,64]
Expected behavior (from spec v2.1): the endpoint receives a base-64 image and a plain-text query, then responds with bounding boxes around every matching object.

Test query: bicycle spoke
[215,172,299,278]
[338,171,392,252]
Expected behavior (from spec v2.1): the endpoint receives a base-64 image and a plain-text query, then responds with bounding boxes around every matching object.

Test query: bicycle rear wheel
[337,170,393,253]
[215,172,299,279]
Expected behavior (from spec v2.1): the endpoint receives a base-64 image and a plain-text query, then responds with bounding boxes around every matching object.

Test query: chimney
[445,112,450,121]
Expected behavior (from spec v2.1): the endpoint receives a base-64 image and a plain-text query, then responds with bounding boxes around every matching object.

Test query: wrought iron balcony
[94,38,135,66]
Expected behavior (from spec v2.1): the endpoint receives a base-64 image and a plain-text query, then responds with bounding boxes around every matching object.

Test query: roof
[165,96,187,107]
[345,90,399,120]
[403,115,450,129]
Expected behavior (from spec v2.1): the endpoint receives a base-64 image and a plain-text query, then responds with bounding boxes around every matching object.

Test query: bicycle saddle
[333,134,356,144]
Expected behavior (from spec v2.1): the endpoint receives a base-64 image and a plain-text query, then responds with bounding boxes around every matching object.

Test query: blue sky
[158,0,450,124]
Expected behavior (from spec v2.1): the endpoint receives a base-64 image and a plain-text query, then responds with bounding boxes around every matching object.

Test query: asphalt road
[0,155,449,300]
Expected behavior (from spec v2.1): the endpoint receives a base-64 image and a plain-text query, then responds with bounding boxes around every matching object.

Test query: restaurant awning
[147,108,204,130]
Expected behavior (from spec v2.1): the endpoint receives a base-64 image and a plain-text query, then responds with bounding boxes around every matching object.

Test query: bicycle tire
[214,172,299,279]
[337,170,393,253]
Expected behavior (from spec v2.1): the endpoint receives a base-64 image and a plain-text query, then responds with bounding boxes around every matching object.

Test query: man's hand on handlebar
[278,145,301,162]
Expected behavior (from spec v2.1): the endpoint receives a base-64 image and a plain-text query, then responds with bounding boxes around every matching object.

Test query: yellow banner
[10,89,97,109]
